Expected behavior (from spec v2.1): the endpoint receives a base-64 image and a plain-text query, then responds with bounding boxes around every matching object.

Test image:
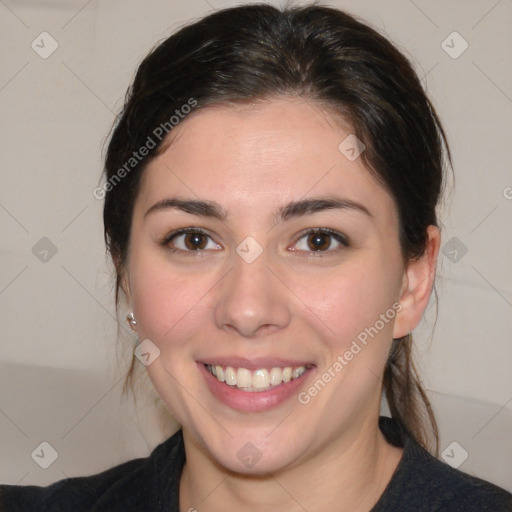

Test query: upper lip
[198,357,315,370]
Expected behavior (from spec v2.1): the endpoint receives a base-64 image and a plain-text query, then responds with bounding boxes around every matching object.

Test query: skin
[123,97,440,511]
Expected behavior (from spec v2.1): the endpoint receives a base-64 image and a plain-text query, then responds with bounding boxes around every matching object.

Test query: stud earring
[126,312,137,331]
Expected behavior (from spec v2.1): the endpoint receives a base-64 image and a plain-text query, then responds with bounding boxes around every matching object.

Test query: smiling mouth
[204,363,314,392]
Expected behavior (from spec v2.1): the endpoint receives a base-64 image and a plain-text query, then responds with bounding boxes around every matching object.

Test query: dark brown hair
[102,2,451,455]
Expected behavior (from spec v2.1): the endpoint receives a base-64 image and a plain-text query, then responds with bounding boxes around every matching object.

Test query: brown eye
[183,232,208,250]
[293,229,349,254]
[164,229,221,253]
[306,232,331,251]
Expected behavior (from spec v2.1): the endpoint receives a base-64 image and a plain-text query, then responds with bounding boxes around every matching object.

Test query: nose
[214,251,291,338]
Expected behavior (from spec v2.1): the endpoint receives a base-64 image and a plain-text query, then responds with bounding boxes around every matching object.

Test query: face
[124,97,409,474]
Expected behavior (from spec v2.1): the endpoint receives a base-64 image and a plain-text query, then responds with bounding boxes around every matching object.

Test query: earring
[126,312,137,331]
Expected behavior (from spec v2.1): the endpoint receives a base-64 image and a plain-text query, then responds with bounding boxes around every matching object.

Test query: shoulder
[400,443,512,511]
[0,429,184,512]
[375,417,512,512]
[1,457,148,512]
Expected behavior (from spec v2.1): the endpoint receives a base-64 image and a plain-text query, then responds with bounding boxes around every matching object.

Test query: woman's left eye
[291,229,349,253]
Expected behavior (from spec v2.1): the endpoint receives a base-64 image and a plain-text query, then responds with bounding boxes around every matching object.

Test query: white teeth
[269,367,283,386]
[292,367,306,379]
[236,367,252,388]
[253,369,270,389]
[215,365,225,382]
[206,364,310,391]
[224,366,237,386]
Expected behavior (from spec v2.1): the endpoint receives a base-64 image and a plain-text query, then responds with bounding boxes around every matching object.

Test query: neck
[179,416,403,512]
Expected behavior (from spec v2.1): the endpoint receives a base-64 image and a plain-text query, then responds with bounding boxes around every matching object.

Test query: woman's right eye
[164,229,222,254]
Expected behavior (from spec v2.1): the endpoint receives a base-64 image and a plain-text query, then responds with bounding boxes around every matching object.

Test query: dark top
[1,417,511,511]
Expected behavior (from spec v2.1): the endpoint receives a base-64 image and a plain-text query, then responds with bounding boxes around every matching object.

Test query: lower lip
[198,363,314,412]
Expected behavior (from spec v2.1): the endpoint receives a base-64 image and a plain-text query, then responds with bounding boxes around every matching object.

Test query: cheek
[129,255,213,350]
[301,257,401,355]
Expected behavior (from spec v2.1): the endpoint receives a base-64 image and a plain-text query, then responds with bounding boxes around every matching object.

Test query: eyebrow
[143,196,372,222]
[144,198,227,220]
[275,197,372,222]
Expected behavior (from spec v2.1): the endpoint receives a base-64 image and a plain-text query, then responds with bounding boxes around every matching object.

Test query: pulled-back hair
[103,2,451,455]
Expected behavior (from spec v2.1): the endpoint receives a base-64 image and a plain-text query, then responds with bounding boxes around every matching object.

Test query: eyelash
[160,227,349,256]
[293,228,349,255]
[161,227,214,256]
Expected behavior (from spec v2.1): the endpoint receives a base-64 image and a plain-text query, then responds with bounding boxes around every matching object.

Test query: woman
[1,3,511,511]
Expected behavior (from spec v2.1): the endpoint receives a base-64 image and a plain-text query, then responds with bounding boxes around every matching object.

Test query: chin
[212,442,299,476]
[192,422,308,476]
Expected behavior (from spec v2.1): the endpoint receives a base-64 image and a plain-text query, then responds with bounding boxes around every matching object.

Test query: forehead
[136,98,397,223]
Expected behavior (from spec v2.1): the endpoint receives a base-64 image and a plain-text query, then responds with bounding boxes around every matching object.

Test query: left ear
[393,225,441,339]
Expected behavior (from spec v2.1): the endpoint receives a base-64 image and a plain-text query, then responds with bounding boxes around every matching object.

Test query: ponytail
[383,333,439,455]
